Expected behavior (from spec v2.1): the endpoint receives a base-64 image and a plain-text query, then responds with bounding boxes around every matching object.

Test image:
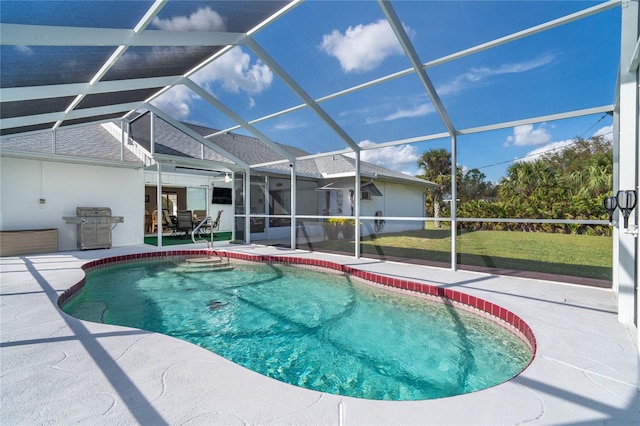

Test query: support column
[290,162,297,250]
[120,120,125,162]
[617,0,638,324]
[612,108,620,295]
[152,113,163,248]
[450,135,458,271]
[156,162,162,248]
[230,172,236,242]
[245,168,251,244]
[355,151,361,259]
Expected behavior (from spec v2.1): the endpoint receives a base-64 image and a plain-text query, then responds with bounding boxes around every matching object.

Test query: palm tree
[417,148,452,228]
[567,163,612,198]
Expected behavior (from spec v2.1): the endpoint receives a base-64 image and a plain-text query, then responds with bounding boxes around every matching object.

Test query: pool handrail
[192,216,213,247]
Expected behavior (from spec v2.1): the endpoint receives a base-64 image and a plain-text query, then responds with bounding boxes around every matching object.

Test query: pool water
[63,259,532,400]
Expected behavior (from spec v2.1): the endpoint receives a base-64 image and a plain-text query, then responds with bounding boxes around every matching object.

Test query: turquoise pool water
[63,259,532,400]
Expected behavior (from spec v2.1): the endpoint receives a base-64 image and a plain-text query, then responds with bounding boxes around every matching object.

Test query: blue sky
[148,1,620,183]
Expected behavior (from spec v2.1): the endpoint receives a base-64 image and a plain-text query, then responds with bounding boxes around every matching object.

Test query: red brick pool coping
[58,249,537,362]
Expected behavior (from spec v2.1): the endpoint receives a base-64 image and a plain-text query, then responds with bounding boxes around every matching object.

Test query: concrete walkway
[1,243,638,425]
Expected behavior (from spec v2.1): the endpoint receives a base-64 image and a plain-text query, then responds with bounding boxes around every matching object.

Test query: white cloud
[320,19,409,73]
[438,53,555,96]
[505,124,552,147]
[512,123,614,165]
[192,47,273,94]
[356,140,420,175]
[149,8,273,116]
[121,46,204,69]
[593,125,613,142]
[516,139,574,163]
[151,85,194,119]
[150,47,273,119]
[152,7,226,31]
[379,104,435,122]
[356,94,434,124]
[273,121,307,131]
[14,45,33,55]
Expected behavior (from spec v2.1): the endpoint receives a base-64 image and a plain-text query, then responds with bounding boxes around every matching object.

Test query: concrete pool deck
[1,243,638,425]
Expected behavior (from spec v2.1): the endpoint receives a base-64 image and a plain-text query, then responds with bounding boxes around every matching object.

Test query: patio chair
[151,210,161,233]
[162,210,178,235]
[175,210,194,238]
[211,210,223,230]
[144,210,152,233]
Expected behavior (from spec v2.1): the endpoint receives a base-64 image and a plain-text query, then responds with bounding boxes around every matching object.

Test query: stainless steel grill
[63,207,124,250]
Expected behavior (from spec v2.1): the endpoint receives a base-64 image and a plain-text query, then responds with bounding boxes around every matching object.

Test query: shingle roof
[313,154,429,185]
[1,116,434,187]
[186,122,309,165]
[1,123,142,164]
[182,122,432,186]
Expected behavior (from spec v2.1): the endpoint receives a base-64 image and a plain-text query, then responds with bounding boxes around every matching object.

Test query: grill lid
[76,207,112,217]
[63,207,123,227]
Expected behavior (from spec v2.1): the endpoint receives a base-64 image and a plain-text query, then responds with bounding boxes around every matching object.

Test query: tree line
[416,136,612,235]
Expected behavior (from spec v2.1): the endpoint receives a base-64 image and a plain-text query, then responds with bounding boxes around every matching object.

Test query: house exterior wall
[246,175,320,241]
[322,178,426,235]
[370,180,426,234]
[295,179,318,216]
[0,157,143,251]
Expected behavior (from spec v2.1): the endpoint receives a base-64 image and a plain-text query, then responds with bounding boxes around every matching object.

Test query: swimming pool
[61,252,534,401]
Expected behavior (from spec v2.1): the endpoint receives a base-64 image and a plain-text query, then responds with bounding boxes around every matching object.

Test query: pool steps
[186,257,226,264]
[180,257,234,272]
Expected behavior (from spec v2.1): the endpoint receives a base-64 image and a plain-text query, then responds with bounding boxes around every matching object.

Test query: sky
[140,1,619,183]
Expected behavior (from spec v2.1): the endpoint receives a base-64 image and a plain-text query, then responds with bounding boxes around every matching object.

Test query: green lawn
[314,228,612,281]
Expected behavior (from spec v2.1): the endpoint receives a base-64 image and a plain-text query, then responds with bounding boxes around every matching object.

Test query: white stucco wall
[320,178,427,235]
[1,157,144,251]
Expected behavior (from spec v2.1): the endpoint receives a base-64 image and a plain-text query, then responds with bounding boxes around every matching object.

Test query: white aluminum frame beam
[323,0,621,105]
[378,0,457,136]
[0,101,143,130]
[458,105,615,135]
[152,154,237,173]
[629,36,640,72]
[0,148,144,169]
[290,161,297,249]
[146,105,249,169]
[0,76,184,103]
[215,0,619,147]
[207,102,308,137]
[183,78,295,163]
[616,0,639,326]
[425,0,620,69]
[52,0,167,130]
[246,38,362,153]
[0,24,247,47]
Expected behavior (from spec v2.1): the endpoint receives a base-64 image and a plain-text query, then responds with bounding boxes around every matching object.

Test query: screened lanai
[0,0,638,330]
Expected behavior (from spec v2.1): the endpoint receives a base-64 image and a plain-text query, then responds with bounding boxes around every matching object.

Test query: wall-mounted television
[212,187,232,204]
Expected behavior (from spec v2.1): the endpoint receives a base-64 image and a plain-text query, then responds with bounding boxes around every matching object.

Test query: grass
[314,227,612,281]
[145,227,612,281]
